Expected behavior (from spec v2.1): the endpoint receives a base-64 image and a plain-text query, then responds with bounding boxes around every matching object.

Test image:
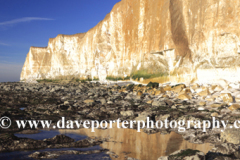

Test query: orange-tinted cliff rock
[21,0,240,82]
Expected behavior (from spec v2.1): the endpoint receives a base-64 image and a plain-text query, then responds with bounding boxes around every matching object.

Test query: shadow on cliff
[169,0,192,63]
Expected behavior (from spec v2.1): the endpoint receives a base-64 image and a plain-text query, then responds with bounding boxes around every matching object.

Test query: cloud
[0,17,54,26]
[0,42,9,46]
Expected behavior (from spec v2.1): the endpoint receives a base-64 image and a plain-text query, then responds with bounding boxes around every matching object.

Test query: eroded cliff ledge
[21,0,240,83]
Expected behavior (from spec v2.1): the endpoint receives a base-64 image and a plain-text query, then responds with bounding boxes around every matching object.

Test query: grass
[146,82,159,88]
[106,76,130,81]
[130,69,167,81]
[36,69,167,83]
[37,77,100,83]
[106,76,123,81]
[36,79,60,83]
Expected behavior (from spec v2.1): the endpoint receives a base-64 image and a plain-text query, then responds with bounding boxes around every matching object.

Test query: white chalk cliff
[21,0,240,83]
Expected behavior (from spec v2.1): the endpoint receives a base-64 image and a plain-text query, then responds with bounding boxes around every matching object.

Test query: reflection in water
[60,124,213,160]
[0,146,109,160]
[15,130,87,141]
[3,131,108,160]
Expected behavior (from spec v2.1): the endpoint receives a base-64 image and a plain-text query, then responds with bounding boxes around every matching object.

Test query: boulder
[177,93,191,100]
[214,85,224,92]
[156,114,170,121]
[98,98,106,105]
[211,112,219,117]
[221,129,240,144]
[135,111,151,122]
[83,99,94,105]
[198,101,206,106]
[146,100,153,104]
[171,84,186,93]
[179,88,192,95]
[152,100,166,107]
[190,83,200,90]
[43,135,74,144]
[120,111,134,117]
[154,88,165,95]
[137,91,143,96]
[220,93,233,103]
[210,103,223,108]
[197,89,209,96]
[163,85,172,91]
[158,149,205,160]
[229,104,240,111]
[205,96,215,101]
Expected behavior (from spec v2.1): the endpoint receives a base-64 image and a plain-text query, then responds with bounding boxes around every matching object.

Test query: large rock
[220,93,233,103]
[214,85,224,92]
[155,114,171,121]
[209,143,239,156]
[210,103,223,108]
[152,100,166,107]
[120,111,134,117]
[20,0,240,83]
[171,84,186,93]
[158,149,205,160]
[83,99,94,105]
[43,135,74,144]
[229,104,240,111]
[221,129,240,144]
[135,111,151,122]
[177,93,191,100]
[179,88,191,95]
[28,150,105,159]
[197,89,209,97]
[211,112,219,117]
[98,98,106,105]
[190,83,200,90]
[198,101,206,106]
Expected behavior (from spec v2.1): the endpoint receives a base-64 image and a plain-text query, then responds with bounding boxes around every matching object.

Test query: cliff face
[21,0,240,82]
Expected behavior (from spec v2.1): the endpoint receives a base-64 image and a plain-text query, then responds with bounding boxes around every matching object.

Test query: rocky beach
[0,80,240,159]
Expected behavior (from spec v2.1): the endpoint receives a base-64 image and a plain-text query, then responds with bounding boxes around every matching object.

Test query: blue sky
[0,0,120,82]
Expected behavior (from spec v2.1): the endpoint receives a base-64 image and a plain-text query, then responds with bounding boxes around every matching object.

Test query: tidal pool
[60,124,214,160]
[0,128,214,160]
[0,130,110,160]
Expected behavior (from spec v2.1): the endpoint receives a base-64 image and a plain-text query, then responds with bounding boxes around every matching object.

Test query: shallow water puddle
[3,128,214,160]
[0,130,109,160]
[15,130,87,141]
[60,125,214,160]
